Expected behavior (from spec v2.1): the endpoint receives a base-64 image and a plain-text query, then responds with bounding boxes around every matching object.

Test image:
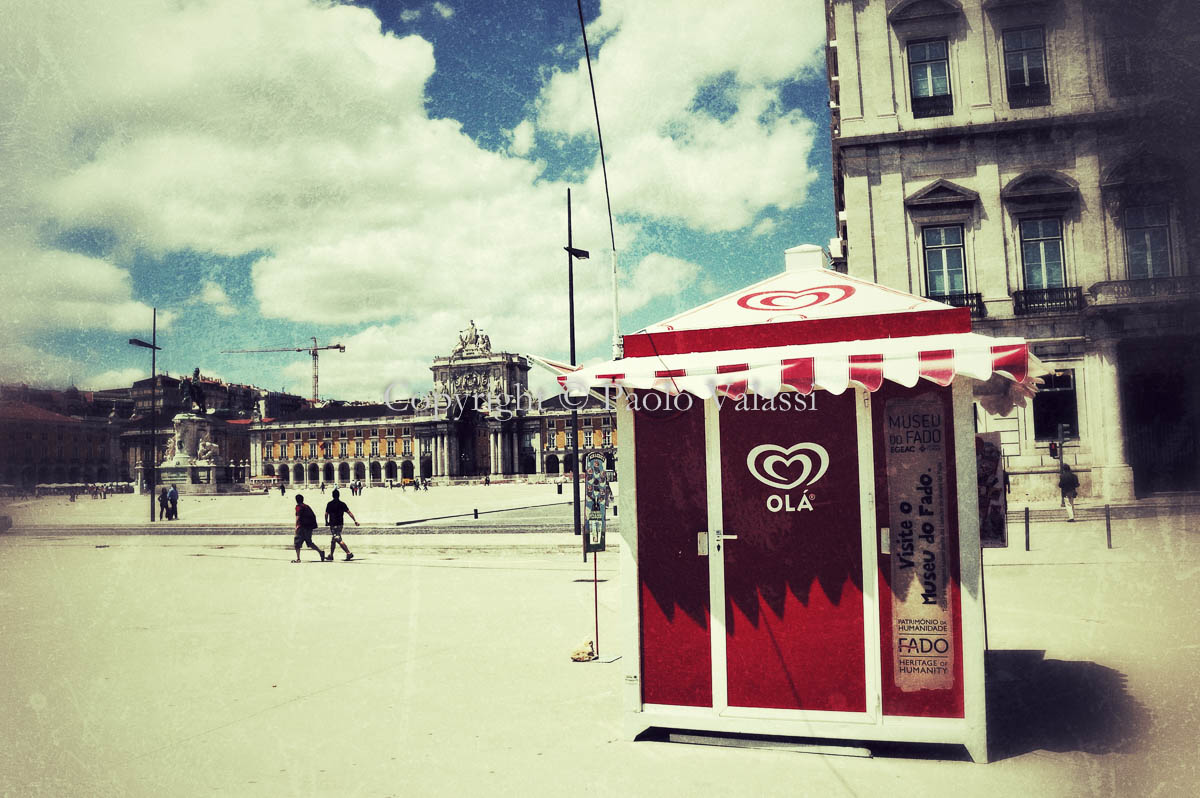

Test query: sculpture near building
[178,367,208,415]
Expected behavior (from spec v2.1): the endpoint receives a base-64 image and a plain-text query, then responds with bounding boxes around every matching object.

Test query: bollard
[1105,504,1112,549]
[473,508,478,520]
[613,504,618,517]
[1024,506,1030,552]
[557,483,562,495]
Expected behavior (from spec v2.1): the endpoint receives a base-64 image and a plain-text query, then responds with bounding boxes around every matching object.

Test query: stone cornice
[833,108,1134,150]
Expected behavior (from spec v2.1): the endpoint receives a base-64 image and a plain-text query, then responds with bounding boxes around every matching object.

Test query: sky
[0,0,833,402]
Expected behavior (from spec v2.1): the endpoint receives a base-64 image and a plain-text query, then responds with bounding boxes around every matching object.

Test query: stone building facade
[0,400,123,488]
[249,324,617,487]
[826,0,1200,500]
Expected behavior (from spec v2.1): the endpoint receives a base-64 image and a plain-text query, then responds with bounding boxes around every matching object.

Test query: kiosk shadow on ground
[985,649,1151,761]
[630,650,1150,763]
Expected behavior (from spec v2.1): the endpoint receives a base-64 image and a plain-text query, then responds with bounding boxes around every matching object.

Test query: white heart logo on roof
[746,442,830,491]
[736,285,856,312]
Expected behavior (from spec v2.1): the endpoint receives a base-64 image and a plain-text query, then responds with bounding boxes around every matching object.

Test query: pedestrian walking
[167,484,179,520]
[158,487,168,520]
[324,488,359,561]
[1059,464,1079,522]
[292,494,326,563]
[320,482,326,494]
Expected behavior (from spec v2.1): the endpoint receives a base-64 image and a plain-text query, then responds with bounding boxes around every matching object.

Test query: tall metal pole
[610,250,621,359]
[150,308,157,523]
[568,189,582,545]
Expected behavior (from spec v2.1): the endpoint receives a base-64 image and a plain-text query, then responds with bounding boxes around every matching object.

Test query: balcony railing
[913,94,953,119]
[928,292,986,318]
[1090,275,1200,305]
[1008,81,1051,109]
[1012,286,1085,315]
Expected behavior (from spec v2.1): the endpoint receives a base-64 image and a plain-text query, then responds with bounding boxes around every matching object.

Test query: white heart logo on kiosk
[746,443,830,490]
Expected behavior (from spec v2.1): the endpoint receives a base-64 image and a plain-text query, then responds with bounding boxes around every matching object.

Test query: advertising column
[883,393,955,693]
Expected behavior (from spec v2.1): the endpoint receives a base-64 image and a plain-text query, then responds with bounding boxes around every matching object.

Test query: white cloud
[0,0,802,397]
[432,2,455,20]
[751,217,779,237]
[532,0,826,231]
[400,9,421,23]
[508,119,536,157]
[81,367,147,391]
[0,238,171,335]
[196,281,236,316]
[624,253,701,310]
[0,343,87,389]
[1,0,670,349]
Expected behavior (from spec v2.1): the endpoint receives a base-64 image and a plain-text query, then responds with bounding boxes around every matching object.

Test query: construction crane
[223,337,345,403]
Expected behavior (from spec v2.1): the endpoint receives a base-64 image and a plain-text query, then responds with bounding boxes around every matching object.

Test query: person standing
[158,487,168,520]
[167,484,179,520]
[1059,464,1079,522]
[324,488,359,561]
[292,494,326,562]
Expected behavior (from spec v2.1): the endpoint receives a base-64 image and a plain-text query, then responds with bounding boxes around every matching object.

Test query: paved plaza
[0,488,1197,796]
[1,483,574,531]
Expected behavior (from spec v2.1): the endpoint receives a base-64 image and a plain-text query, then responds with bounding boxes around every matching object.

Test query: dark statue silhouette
[179,367,207,415]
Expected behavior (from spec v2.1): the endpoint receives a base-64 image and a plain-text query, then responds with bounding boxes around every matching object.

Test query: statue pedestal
[157,462,240,495]
[159,413,241,493]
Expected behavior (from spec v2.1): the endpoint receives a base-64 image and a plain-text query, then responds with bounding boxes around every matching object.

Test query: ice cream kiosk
[560,247,1041,763]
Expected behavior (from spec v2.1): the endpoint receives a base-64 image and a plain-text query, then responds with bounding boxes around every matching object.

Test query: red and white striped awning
[555,268,1042,399]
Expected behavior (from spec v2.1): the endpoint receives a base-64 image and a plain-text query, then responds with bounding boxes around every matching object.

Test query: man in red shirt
[292,494,326,563]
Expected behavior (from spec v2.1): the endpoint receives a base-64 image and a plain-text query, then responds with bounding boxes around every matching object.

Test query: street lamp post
[129,308,161,523]
[564,188,590,546]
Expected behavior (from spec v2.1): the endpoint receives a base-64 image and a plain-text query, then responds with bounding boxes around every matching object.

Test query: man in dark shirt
[324,488,360,561]
[292,494,326,563]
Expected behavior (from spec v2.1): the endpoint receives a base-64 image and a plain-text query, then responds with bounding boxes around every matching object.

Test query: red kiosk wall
[872,383,965,718]
[719,392,866,712]
[633,395,712,707]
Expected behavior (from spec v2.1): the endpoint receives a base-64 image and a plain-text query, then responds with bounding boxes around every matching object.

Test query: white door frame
[703,390,881,724]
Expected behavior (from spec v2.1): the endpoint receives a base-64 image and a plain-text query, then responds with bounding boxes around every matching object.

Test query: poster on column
[583,452,610,554]
[884,394,955,692]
